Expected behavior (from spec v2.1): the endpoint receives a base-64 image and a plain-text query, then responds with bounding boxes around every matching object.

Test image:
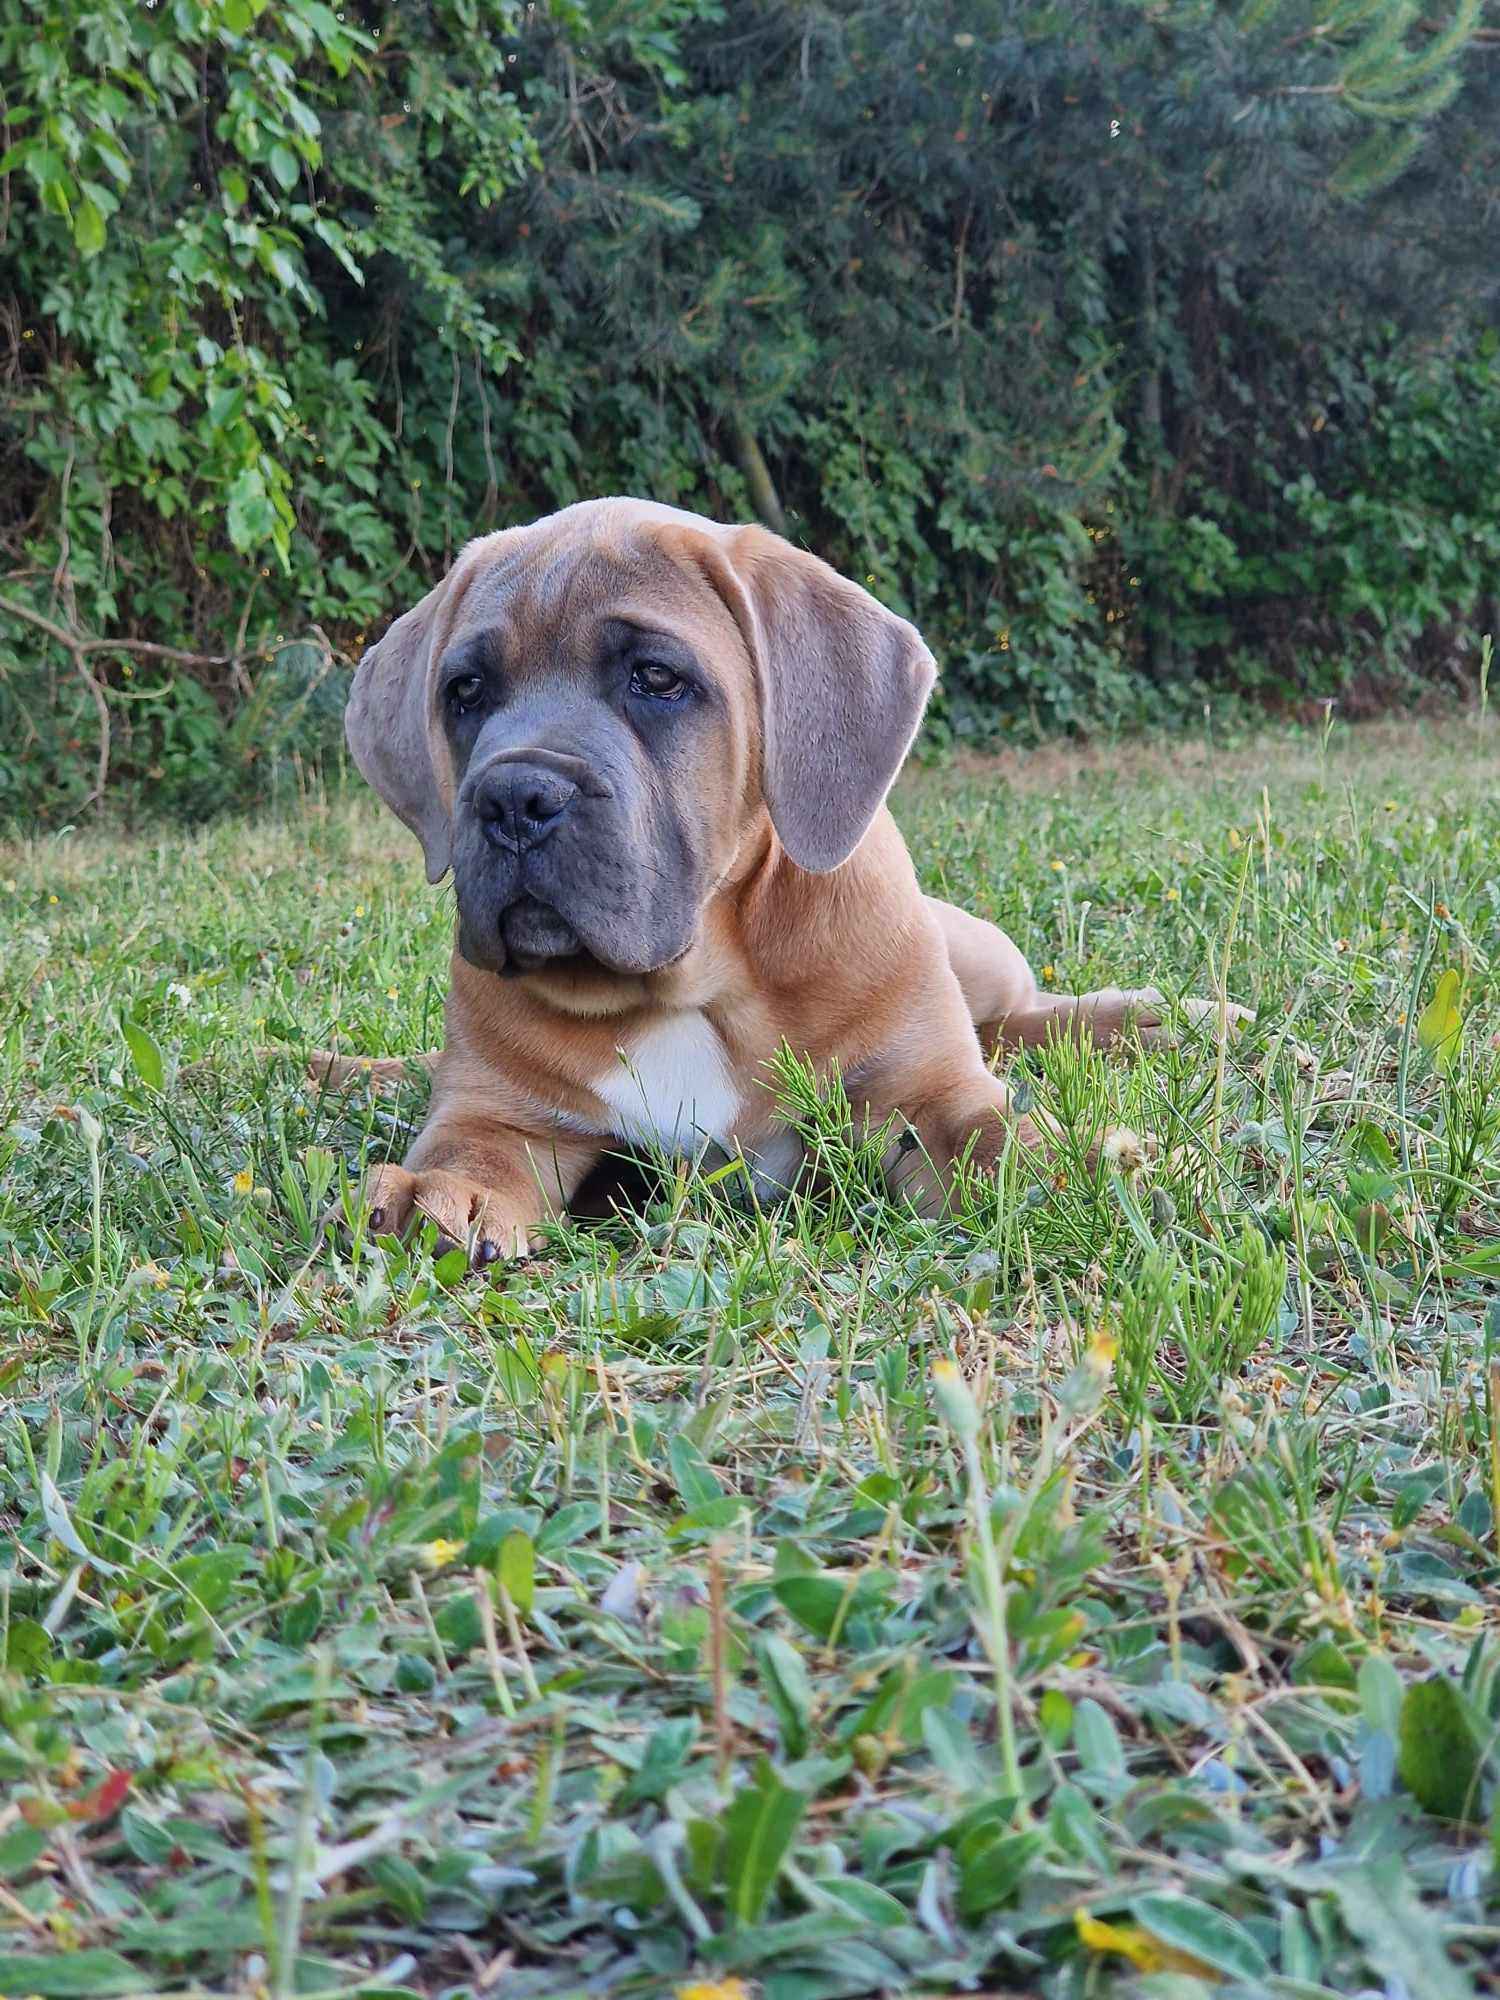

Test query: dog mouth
[497,894,583,970]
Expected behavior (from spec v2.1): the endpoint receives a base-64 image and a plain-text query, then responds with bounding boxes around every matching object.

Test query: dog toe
[361,1163,418,1235]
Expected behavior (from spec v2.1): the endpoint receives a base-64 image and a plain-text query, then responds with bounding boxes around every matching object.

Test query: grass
[3,717,1500,2000]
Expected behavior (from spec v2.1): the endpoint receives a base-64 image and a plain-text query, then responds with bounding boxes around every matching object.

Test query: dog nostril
[474,762,578,849]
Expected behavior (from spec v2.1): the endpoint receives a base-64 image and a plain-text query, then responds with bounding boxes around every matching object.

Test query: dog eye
[447,673,485,711]
[629,662,686,701]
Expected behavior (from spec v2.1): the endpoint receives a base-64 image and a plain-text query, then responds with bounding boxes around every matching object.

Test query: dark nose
[471,761,578,852]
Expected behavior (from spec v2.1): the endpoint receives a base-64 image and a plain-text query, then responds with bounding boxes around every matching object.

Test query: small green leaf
[432,1244,468,1287]
[1398,1673,1484,1819]
[498,1528,534,1616]
[1039,1687,1074,1748]
[0,1824,47,1877]
[1,1618,50,1674]
[122,1016,164,1091]
[281,1587,322,1647]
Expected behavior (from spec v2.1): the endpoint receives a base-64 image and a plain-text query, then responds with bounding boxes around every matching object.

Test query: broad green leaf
[1398,1673,1484,1819]
[1416,966,1463,1072]
[1072,1697,1126,1778]
[957,1827,1045,1919]
[1323,1856,1474,2000]
[226,467,274,550]
[40,1469,118,1575]
[817,1876,910,1926]
[771,1569,891,1648]
[269,142,300,191]
[667,1431,723,1507]
[718,1756,807,1925]
[1357,1653,1404,1737]
[535,1501,598,1553]
[0,1952,148,1995]
[1131,1892,1269,1981]
[619,1718,697,1807]
[756,1633,813,1759]
[121,1017,164,1091]
[73,196,106,257]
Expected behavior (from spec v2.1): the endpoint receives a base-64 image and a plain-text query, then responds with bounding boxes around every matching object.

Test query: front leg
[360,1111,602,1266]
[847,944,1053,1215]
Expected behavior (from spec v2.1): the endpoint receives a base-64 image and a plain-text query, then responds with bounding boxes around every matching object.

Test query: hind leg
[927,897,1249,1059]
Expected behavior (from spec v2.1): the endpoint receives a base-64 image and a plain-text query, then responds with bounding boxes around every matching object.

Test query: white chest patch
[593,1012,742,1154]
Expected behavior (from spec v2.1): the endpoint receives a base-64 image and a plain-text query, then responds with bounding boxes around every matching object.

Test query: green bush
[2,0,1498,821]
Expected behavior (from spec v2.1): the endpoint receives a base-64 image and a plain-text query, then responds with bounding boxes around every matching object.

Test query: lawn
[3,719,1500,2000]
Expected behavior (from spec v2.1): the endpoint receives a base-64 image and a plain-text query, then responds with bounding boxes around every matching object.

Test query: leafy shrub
[2,0,1499,820]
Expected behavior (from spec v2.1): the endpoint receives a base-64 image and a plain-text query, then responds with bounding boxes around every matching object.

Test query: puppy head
[346,499,935,982]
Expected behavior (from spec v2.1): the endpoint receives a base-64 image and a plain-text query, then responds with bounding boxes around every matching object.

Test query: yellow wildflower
[418,1539,465,1570]
[1075,1911,1217,1978]
[232,1168,254,1196]
[677,1981,753,2000]
[1086,1327,1118,1368]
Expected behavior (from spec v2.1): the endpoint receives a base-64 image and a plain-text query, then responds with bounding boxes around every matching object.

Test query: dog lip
[497,892,582,962]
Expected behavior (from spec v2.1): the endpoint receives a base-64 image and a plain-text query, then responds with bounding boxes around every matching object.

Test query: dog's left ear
[714,526,937,872]
[345,581,453,884]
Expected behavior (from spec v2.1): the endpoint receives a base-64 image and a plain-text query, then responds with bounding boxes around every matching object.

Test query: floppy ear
[718,526,936,872]
[345,582,452,884]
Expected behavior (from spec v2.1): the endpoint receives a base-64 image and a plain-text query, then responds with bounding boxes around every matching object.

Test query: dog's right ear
[345,582,452,884]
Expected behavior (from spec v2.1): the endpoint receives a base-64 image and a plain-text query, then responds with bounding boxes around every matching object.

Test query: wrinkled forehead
[436,513,743,676]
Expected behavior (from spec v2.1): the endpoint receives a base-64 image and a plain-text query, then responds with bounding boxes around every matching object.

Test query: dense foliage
[3,0,1500,817]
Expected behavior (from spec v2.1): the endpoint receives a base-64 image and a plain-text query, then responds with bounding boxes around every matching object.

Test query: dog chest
[593,1011,744,1152]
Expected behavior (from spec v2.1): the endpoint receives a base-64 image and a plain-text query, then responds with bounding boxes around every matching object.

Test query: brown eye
[448,673,485,711]
[629,661,686,701]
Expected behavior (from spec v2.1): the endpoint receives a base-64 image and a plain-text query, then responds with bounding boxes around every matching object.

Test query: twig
[0,591,263,667]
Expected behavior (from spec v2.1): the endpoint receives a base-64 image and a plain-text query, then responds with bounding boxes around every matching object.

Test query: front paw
[1135,996,1255,1045]
[353,1163,530,1267]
